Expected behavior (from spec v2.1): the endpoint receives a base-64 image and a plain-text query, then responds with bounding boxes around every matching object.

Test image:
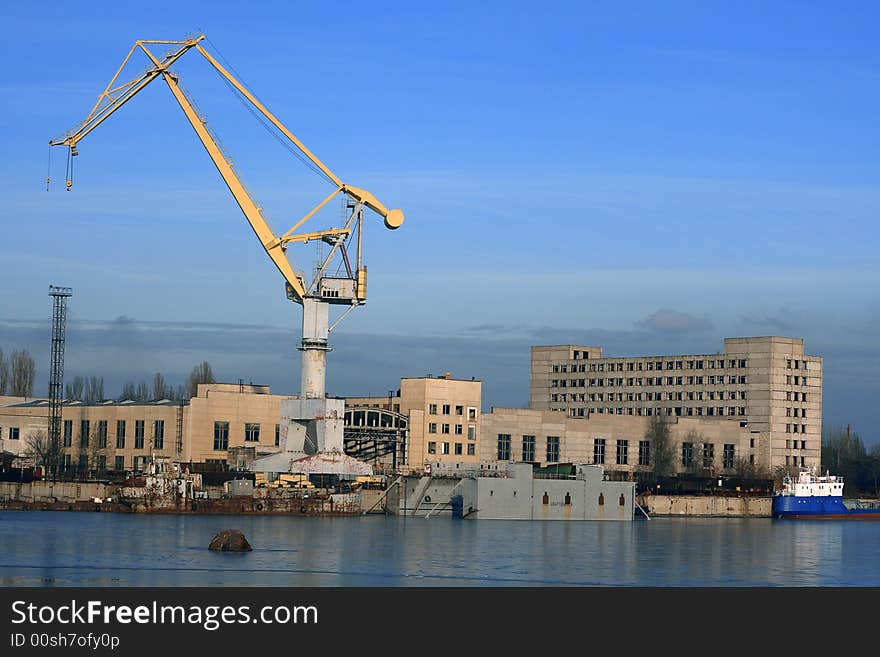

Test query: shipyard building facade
[0,336,822,479]
[529,337,822,473]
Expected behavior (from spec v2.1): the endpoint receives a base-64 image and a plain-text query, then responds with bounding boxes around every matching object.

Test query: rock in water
[209,529,252,552]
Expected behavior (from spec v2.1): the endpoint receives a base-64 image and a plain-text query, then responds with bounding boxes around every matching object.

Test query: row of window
[786,360,809,370]
[555,407,748,418]
[497,434,740,469]
[551,375,748,388]
[786,407,808,418]
[557,358,748,371]
[496,434,562,462]
[786,391,808,402]
[213,422,281,451]
[427,404,478,420]
[552,390,747,403]
[4,420,281,453]
[785,375,809,386]
[678,442,737,469]
[427,442,476,456]
[56,453,156,472]
[786,440,808,450]
[785,424,809,434]
[427,423,476,438]
[62,419,158,450]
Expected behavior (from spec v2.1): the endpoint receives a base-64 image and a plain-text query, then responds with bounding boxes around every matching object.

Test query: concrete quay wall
[642,494,771,517]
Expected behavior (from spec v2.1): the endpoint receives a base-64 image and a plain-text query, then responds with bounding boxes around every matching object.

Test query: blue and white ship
[772,468,880,519]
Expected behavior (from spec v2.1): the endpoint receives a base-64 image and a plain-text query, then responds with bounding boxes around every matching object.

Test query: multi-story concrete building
[0,383,284,473]
[346,374,482,467]
[529,336,822,472]
[0,376,482,475]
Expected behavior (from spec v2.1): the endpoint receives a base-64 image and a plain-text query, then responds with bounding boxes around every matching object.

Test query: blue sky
[1,1,878,441]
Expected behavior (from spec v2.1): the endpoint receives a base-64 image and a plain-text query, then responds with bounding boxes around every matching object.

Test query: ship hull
[772,495,880,519]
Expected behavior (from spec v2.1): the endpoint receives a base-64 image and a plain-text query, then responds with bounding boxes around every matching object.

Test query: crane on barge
[50,35,403,472]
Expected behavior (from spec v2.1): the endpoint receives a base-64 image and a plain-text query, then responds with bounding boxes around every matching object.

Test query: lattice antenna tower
[48,285,72,478]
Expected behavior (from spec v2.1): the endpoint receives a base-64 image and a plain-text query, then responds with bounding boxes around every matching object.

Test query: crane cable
[203,36,335,187]
[46,146,51,191]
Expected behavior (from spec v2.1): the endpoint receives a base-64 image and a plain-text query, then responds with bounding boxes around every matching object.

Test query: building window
[638,440,650,466]
[455,405,463,416]
[80,420,90,449]
[616,440,628,465]
[135,420,145,449]
[547,436,560,463]
[96,420,108,448]
[428,423,437,434]
[468,407,477,421]
[723,444,735,469]
[441,442,450,455]
[497,434,511,460]
[245,423,260,442]
[9,427,19,440]
[275,424,280,446]
[454,443,463,455]
[442,404,450,415]
[427,441,436,454]
[467,444,475,456]
[114,455,124,471]
[702,443,714,468]
[154,420,164,450]
[682,442,694,467]
[116,420,126,449]
[213,421,229,451]
[522,435,535,462]
[63,419,72,448]
[442,423,450,434]
[429,404,437,415]
[455,424,463,435]
[593,439,605,465]
[467,424,476,440]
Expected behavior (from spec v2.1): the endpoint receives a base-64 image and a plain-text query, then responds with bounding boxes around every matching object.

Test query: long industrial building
[0,336,822,479]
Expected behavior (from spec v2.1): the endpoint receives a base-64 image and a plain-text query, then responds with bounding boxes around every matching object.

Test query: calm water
[1,511,879,586]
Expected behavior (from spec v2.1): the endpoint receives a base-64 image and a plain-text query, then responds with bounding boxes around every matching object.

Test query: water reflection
[0,512,877,586]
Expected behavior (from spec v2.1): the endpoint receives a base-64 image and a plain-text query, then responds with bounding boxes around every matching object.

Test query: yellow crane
[50,35,404,402]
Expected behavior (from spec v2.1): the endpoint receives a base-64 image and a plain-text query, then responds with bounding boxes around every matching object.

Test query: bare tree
[0,348,8,394]
[682,428,705,475]
[187,361,215,397]
[119,381,136,401]
[24,429,64,478]
[135,380,149,402]
[9,349,36,397]
[646,412,675,478]
[84,376,104,403]
[733,456,771,481]
[66,375,85,401]
[152,372,176,400]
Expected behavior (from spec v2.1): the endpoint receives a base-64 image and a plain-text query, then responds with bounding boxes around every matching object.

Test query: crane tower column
[300,298,329,398]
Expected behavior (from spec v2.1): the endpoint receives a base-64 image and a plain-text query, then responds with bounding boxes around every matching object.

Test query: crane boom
[49,35,404,304]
